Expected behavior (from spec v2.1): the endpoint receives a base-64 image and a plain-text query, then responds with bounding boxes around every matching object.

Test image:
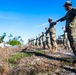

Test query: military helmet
[64,1,72,7]
[42,32,44,34]
[48,18,52,22]
[45,27,48,30]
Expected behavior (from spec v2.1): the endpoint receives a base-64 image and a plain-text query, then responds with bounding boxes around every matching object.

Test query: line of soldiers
[28,18,57,53]
[28,1,76,56]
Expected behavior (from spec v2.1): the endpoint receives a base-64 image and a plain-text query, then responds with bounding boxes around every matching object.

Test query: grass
[8,52,33,64]
[8,50,46,65]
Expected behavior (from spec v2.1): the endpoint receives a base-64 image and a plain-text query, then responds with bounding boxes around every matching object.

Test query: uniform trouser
[37,42,39,47]
[42,42,45,49]
[50,33,57,49]
[33,42,34,47]
[64,39,70,49]
[66,28,76,56]
[46,37,51,49]
[39,41,41,46]
[35,41,39,47]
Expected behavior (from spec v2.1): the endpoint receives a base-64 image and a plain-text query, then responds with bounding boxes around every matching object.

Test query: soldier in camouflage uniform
[62,26,71,50]
[31,38,35,48]
[56,1,76,56]
[42,32,46,49]
[28,39,32,49]
[45,27,52,50]
[35,36,39,48]
[48,18,57,53]
[38,34,42,48]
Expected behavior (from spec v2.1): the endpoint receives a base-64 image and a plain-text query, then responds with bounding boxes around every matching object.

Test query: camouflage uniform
[28,39,32,49]
[45,27,51,49]
[42,32,45,49]
[62,27,70,50]
[32,38,35,47]
[48,18,57,52]
[57,1,76,56]
[35,36,39,48]
[38,34,42,48]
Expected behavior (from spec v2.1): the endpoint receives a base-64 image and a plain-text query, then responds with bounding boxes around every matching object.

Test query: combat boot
[52,47,58,53]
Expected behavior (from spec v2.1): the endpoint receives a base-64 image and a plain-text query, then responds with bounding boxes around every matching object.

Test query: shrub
[8,53,33,64]
[7,40,21,46]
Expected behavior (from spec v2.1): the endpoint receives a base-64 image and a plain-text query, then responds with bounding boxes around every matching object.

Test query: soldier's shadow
[22,50,76,73]
[61,66,76,73]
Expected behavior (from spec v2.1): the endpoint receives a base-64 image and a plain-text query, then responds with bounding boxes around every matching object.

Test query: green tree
[0,32,6,43]
[9,40,21,46]
[7,35,23,46]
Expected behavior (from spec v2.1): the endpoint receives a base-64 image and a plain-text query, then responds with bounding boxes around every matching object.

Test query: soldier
[42,32,45,49]
[48,18,57,53]
[28,39,32,49]
[35,36,39,48]
[45,27,51,50]
[57,35,64,46]
[38,34,42,48]
[56,1,76,56]
[62,26,71,50]
[31,38,35,48]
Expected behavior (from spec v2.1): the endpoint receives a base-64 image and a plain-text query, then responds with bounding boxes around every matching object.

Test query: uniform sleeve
[51,22,56,25]
[57,16,66,22]
[47,29,49,33]
[73,8,76,15]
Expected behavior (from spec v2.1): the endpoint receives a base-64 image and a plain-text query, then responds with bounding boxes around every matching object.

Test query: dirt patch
[0,48,76,75]
[10,54,75,75]
[0,47,23,75]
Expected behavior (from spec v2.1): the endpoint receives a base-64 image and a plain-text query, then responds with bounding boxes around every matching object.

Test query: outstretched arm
[56,15,66,22]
